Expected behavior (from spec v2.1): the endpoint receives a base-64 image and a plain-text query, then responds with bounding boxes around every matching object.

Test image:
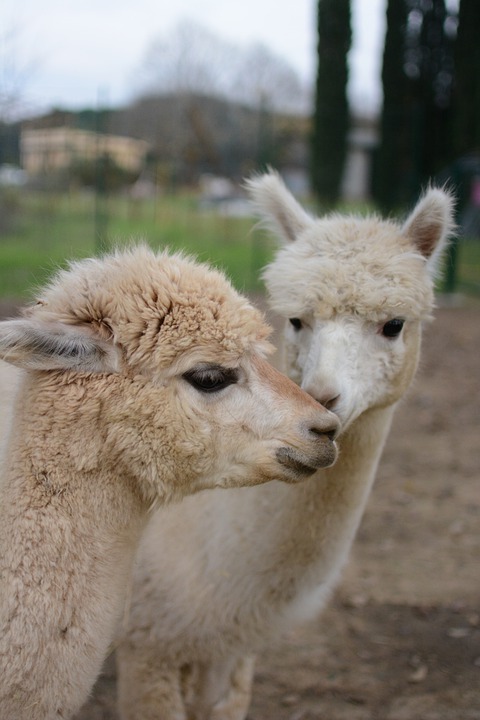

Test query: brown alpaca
[0,245,338,719]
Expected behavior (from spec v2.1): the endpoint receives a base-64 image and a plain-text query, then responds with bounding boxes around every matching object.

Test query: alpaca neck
[0,380,148,720]
[251,404,396,620]
[322,403,396,513]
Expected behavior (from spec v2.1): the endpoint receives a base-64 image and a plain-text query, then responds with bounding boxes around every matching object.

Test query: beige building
[20,127,150,177]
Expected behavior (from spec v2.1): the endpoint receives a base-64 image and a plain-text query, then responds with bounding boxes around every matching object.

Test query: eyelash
[183,366,239,393]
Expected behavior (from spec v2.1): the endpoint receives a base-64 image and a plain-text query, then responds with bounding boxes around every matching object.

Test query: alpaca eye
[289,318,303,331]
[183,365,238,393]
[382,318,405,338]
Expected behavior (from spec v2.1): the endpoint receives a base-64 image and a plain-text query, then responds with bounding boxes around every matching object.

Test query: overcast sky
[1,0,387,117]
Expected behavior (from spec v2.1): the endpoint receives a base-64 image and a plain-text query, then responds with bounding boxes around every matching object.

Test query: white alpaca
[116,176,455,720]
[0,245,339,720]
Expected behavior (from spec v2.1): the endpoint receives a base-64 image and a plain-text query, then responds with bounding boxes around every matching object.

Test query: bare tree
[0,21,36,121]
[233,42,308,113]
[135,20,308,114]
[137,21,234,98]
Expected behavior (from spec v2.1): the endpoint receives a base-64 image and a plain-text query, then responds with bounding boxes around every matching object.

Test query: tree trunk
[311,0,351,207]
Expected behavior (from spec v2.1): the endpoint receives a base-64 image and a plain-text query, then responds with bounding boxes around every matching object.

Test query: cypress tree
[452,0,480,157]
[444,0,480,291]
[373,0,411,212]
[311,0,351,206]
[414,0,456,180]
[374,0,457,212]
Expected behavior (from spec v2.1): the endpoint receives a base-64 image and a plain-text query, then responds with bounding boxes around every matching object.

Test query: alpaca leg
[210,656,256,720]
[184,656,256,720]
[116,645,187,720]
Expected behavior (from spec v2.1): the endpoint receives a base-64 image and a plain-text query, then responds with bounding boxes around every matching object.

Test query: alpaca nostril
[309,425,338,442]
[324,427,338,441]
[308,415,340,442]
[321,394,340,412]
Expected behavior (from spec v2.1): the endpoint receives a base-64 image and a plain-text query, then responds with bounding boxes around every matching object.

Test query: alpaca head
[247,172,455,431]
[0,247,339,502]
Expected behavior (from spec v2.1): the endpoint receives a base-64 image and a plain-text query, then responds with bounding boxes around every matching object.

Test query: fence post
[94,90,109,255]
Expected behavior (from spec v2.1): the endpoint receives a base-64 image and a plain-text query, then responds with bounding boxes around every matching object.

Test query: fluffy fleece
[115,176,455,720]
[0,245,339,720]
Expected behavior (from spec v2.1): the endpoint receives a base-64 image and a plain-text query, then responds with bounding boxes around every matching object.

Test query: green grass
[0,190,479,300]
[0,191,275,300]
[455,237,480,294]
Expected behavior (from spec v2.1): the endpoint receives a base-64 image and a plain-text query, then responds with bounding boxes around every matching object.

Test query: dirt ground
[1,297,479,719]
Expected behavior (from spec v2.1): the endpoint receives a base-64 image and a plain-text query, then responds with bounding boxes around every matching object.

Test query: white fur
[0,246,338,720]
[116,177,455,720]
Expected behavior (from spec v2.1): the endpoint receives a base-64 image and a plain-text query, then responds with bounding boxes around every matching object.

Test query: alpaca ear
[0,319,121,373]
[245,170,313,244]
[402,188,456,276]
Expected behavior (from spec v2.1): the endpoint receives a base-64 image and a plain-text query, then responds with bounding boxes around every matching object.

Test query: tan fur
[0,246,339,719]
[116,176,455,720]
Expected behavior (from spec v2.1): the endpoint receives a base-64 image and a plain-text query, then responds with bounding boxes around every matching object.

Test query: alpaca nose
[308,411,340,441]
[320,393,341,412]
[309,423,338,441]
[304,383,341,413]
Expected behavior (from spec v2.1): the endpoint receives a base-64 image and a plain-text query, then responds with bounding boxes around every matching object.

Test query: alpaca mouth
[275,447,319,478]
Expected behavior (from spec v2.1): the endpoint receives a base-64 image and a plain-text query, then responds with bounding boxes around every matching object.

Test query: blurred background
[0,0,478,299]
